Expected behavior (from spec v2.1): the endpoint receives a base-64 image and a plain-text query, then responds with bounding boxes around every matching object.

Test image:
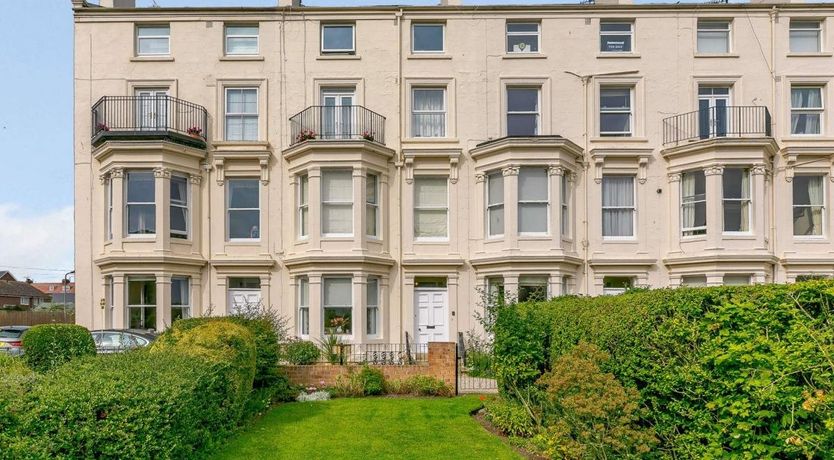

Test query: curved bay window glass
[518,275,548,302]
[518,167,548,235]
[128,277,156,330]
[171,277,190,321]
[722,168,750,233]
[681,171,707,237]
[323,277,352,335]
[170,175,188,239]
[487,171,504,237]
[126,171,155,236]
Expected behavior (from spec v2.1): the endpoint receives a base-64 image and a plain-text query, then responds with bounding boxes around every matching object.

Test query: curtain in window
[808,176,824,233]
[226,89,258,141]
[412,89,445,137]
[739,171,750,231]
[681,173,696,230]
[487,173,504,236]
[322,171,353,234]
[791,88,822,135]
[602,176,634,237]
[518,168,548,233]
[414,178,448,238]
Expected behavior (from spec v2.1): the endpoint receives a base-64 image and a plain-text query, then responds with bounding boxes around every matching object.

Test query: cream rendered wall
[74,4,834,341]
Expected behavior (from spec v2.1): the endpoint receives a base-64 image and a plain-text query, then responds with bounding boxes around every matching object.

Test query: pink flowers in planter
[361,130,375,142]
[296,129,317,142]
[186,126,202,137]
[96,123,110,132]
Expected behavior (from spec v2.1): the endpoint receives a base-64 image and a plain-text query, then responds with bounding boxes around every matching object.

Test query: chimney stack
[439,0,463,6]
[278,0,302,6]
[98,0,135,7]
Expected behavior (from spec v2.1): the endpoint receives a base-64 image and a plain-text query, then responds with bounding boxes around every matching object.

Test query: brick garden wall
[282,342,457,391]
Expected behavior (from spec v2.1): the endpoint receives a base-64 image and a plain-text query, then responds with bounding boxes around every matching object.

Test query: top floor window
[321,23,355,54]
[412,23,444,53]
[599,87,633,137]
[506,22,539,54]
[225,24,259,56]
[136,25,170,56]
[600,21,633,53]
[506,87,540,136]
[697,20,731,54]
[790,20,822,53]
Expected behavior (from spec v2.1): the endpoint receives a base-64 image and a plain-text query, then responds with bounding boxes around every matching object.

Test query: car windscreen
[0,329,23,339]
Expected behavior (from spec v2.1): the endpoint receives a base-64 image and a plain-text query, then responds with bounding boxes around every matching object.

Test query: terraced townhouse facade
[73,0,834,344]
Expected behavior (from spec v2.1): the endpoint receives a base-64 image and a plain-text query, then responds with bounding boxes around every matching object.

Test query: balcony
[91,96,208,149]
[289,105,385,146]
[662,106,771,146]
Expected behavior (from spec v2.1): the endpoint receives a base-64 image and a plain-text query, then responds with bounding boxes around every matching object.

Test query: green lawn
[211,396,522,460]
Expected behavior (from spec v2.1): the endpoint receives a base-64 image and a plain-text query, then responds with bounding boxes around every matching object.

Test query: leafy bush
[22,324,95,373]
[494,281,834,458]
[484,397,537,437]
[0,355,35,451]
[284,339,321,364]
[385,375,452,397]
[151,320,257,418]
[532,342,657,459]
[358,366,385,396]
[330,366,385,397]
[4,351,238,459]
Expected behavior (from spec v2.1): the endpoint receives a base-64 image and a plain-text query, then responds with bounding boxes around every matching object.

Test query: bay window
[518,167,548,235]
[414,176,449,240]
[724,274,751,286]
[225,88,258,141]
[322,170,353,236]
[603,276,633,295]
[681,275,707,287]
[106,179,113,240]
[367,277,379,336]
[298,175,309,238]
[722,168,750,233]
[791,86,823,135]
[518,275,548,302]
[126,171,155,236]
[171,276,190,321]
[602,175,635,238]
[487,171,504,237]
[227,178,260,240]
[506,87,540,136]
[298,277,309,336]
[412,88,446,138]
[681,170,707,236]
[561,177,570,237]
[323,277,352,335]
[127,277,156,330]
[366,173,379,237]
[599,87,633,136]
[170,175,188,239]
[793,175,825,236]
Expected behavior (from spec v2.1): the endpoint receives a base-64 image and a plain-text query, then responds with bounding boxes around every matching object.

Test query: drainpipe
[581,77,591,295]
[396,8,405,341]
[769,5,778,282]
[203,161,212,313]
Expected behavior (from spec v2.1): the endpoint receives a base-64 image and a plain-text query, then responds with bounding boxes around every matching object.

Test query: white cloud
[0,203,74,282]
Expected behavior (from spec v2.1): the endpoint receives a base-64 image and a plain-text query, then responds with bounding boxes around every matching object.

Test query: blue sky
[0,0,815,280]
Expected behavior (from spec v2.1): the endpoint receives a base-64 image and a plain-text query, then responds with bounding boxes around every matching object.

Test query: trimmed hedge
[0,355,35,451]
[4,351,238,459]
[494,281,834,458]
[283,339,320,365]
[22,324,96,373]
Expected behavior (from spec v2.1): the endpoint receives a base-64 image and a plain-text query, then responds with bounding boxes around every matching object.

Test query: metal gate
[455,332,498,394]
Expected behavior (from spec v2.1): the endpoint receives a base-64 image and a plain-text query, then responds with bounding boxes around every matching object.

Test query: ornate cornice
[474,173,486,184]
[667,172,681,183]
[189,174,202,185]
[153,167,171,179]
[703,165,724,176]
[548,165,566,177]
[502,166,519,176]
[109,167,124,179]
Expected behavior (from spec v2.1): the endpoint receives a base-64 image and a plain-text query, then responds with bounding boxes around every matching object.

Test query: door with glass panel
[320,88,355,139]
[135,88,168,131]
[698,86,730,139]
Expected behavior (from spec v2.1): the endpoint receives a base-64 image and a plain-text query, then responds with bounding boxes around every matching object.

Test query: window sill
[786,52,833,58]
[694,53,739,59]
[220,55,265,61]
[722,233,755,240]
[322,235,354,240]
[502,53,547,60]
[402,137,459,144]
[414,239,450,244]
[782,135,833,142]
[590,136,649,143]
[317,54,361,61]
[793,236,828,243]
[227,240,261,245]
[171,238,192,244]
[597,52,641,59]
[680,235,707,242]
[602,238,638,244]
[519,234,551,240]
[130,56,174,62]
[407,54,452,60]
[125,235,156,240]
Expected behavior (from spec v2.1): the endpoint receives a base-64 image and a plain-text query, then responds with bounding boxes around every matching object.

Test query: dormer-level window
[697,20,730,54]
[790,20,822,53]
[136,25,170,56]
[225,24,259,56]
[506,22,539,53]
[600,21,633,53]
[321,23,355,54]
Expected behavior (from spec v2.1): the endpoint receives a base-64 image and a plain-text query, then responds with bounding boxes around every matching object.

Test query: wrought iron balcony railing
[662,105,771,146]
[289,105,385,146]
[91,96,208,148]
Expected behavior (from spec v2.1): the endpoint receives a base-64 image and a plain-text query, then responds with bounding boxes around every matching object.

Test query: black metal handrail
[289,105,385,146]
[91,95,208,142]
[662,105,771,146]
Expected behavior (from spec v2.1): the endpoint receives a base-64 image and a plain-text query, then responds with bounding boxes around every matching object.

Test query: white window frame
[411,23,445,54]
[106,178,113,240]
[366,173,380,238]
[136,24,170,56]
[321,169,354,238]
[127,276,156,330]
[411,87,447,138]
[224,87,259,141]
[723,274,751,286]
[322,277,353,336]
[298,174,309,239]
[722,168,751,234]
[321,23,355,54]
[790,19,822,53]
[506,86,541,136]
[413,176,450,242]
[298,277,309,337]
[224,24,259,56]
[125,170,156,238]
[518,167,550,236]
[681,170,707,237]
[601,175,636,240]
[226,178,260,241]
[561,176,570,238]
[366,277,380,337]
[792,174,827,238]
[518,275,549,302]
[790,86,824,136]
[171,276,191,321]
[506,22,540,54]
[599,86,634,137]
[599,20,634,53]
[486,171,504,238]
[170,174,189,239]
[696,19,731,54]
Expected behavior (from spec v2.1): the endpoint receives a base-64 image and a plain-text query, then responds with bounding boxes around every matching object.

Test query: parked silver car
[0,326,30,356]
[91,329,157,354]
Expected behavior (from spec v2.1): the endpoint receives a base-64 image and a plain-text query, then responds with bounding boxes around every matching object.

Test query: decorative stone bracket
[214,157,270,186]
[403,149,461,184]
[590,150,651,184]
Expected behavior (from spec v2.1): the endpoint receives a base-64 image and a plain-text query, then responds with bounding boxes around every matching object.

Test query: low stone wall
[282,342,456,390]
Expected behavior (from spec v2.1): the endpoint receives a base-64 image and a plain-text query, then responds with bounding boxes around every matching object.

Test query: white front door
[227,289,261,314]
[321,88,354,139]
[414,288,449,344]
[135,88,168,130]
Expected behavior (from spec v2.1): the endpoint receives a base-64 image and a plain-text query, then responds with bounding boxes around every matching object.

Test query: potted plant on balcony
[361,130,375,142]
[186,126,202,137]
[296,129,317,143]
